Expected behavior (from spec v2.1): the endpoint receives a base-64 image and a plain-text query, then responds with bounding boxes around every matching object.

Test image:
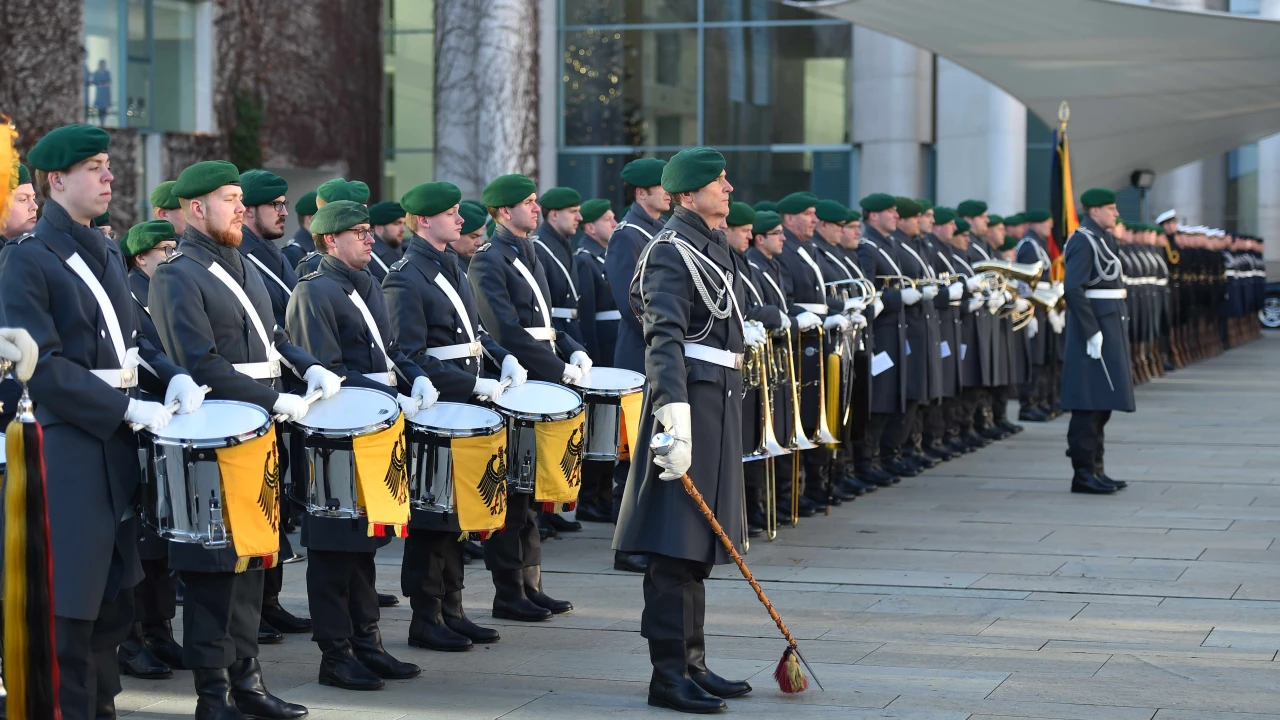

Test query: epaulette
[12,232,34,245]
[475,242,493,253]
[301,251,319,261]
[299,271,322,281]
[162,251,184,263]
[860,237,877,248]
[390,257,409,271]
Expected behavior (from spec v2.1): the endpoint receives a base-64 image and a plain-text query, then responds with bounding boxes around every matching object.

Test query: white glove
[397,394,422,417]
[303,365,342,400]
[0,327,38,382]
[500,355,528,388]
[1014,297,1031,313]
[922,285,939,301]
[1027,317,1039,338]
[1086,331,1103,359]
[561,363,584,384]
[987,293,1005,313]
[947,282,964,301]
[164,374,204,415]
[872,297,884,318]
[968,296,986,313]
[1050,309,1066,334]
[823,314,851,332]
[965,275,984,292]
[843,297,867,313]
[795,312,822,331]
[412,375,439,410]
[743,323,767,348]
[776,311,791,332]
[272,393,310,422]
[848,312,868,329]
[125,398,173,433]
[653,402,692,481]
[901,288,922,306]
[472,377,506,401]
[569,350,593,374]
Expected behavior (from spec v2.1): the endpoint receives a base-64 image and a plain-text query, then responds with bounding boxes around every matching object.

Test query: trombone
[742,322,786,541]
[774,325,812,527]
[798,324,840,447]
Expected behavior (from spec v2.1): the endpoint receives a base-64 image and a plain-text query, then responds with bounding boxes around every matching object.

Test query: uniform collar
[668,206,735,274]
[405,233,459,276]
[182,225,245,281]
[492,223,535,264]
[38,199,111,269]
[128,267,150,303]
[320,253,373,296]
[625,204,663,233]
[581,237,607,258]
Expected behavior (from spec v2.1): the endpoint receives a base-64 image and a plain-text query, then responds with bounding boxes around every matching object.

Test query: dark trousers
[991,385,1010,422]
[484,491,541,571]
[182,569,263,669]
[882,401,919,459]
[611,459,630,522]
[772,453,797,513]
[306,548,379,642]
[402,529,465,612]
[1067,410,1112,472]
[579,459,614,512]
[923,402,948,446]
[641,553,712,644]
[801,448,830,502]
[1020,364,1050,409]
[56,589,134,720]
[743,461,765,516]
[864,412,892,468]
[134,555,177,626]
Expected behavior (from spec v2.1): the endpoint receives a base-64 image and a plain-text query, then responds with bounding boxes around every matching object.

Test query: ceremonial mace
[650,434,822,693]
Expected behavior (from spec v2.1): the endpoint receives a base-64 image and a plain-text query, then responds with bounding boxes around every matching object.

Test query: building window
[384,0,435,202]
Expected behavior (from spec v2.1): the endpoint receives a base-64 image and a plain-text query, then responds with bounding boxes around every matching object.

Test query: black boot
[574,503,611,523]
[377,593,399,608]
[118,635,172,679]
[143,620,185,670]
[228,657,308,719]
[260,600,311,634]
[317,639,384,691]
[491,569,552,621]
[613,551,649,573]
[536,513,557,540]
[1071,469,1117,494]
[523,566,572,614]
[408,596,473,651]
[194,668,245,720]
[647,640,726,714]
[687,625,751,700]
[257,620,283,645]
[351,623,421,679]
[441,590,501,644]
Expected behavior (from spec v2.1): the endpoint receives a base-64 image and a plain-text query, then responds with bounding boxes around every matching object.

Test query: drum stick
[272,376,346,423]
[475,377,512,403]
[128,384,212,432]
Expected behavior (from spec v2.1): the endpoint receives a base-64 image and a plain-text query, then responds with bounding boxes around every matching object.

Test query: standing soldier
[921,207,967,460]
[891,197,943,472]
[367,200,407,282]
[282,190,318,270]
[149,180,188,238]
[614,147,751,714]
[1016,210,1056,421]
[532,187,586,345]
[0,163,37,425]
[294,178,366,277]
[454,200,489,274]
[1061,188,1134,494]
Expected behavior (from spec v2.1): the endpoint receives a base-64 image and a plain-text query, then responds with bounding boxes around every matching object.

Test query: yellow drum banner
[450,429,508,538]
[353,416,410,538]
[618,391,643,462]
[216,430,280,572]
[534,414,585,511]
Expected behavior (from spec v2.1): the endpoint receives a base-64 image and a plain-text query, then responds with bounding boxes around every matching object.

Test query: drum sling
[352,415,410,538]
[449,429,508,539]
[215,430,281,572]
[534,413,586,512]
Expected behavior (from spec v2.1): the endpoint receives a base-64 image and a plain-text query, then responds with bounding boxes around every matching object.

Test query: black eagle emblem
[257,441,281,534]
[383,434,409,504]
[478,447,507,517]
[561,424,584,490]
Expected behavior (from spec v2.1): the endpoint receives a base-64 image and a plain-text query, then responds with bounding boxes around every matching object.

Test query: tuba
[973,259,1043,331]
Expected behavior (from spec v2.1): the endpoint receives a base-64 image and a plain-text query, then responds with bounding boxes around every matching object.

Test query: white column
[934,59,1026,213]
[537,0,558,189]
[1257,0,1280,278]
[852,27,932,198]
[193,0,215,134]
[1151,161,1205,227]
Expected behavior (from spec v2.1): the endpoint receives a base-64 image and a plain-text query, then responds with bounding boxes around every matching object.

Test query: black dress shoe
[442,590,501,644]
[351,624,422,679]
[963,431,991,448]
[523,566,572,614]
[980,425,1009,441]
[614,551,648,573]
[998,419,1024,435]
[377,593,399,608]
[317,639,384,690]
[574,503,611,523]
[829,483,858,502]
[537,515,556,540]
[747,524,763,538]
[798,496,820,516]
[947,437,973,454]
[908,452,939,469]
[544,512,582,532]
[194,668,246,720]
[690,668,752,700]
[1071,471,1118,495]
[258,620,283,645]
[863,468,897,487]
[491,569,552,621]
[229,657,308,719]
[924,445,954,462]
[648,640,726,714]
[261,603,311,634]
[409,600,474,651]
[142,621,185,670]
[1098,473,1128,490]
[118,639,172,679]
[281,551,307,565]
[463,540,486,559]
[839,476,872,494]
[883,459,918,478]
[1018,408,1049,422]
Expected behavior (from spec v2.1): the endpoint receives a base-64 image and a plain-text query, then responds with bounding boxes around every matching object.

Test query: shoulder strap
[66,252,127,365]
[749,260,787,306]
[793,244,825,294]
[510,257,553,329]
[244,252,293,297]
[430,272,477,343]
[530,237,578,301]
[616,220,654,241]
[346,289,396,375]
[369,251,390,275]
[205,261,280,361]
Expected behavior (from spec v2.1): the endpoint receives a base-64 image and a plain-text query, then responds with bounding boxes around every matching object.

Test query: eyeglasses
[766,229,784,237]
[346,228,371,241]
[269,200,287,213]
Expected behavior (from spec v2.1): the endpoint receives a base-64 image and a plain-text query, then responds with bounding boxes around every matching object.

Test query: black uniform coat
[468,224,584,383]
[927,236,964,399]
[895,231,943,403]
[237,225,298,328]
[966,234,1004,387]
[574,238,619,364]
[776,231,845,430]
[614,207,746,565]
[294,251,323,279]
[745,247,801,445]
[129,267,174,561]
[858,226,908,414]
[1016,231,1053,366]
[151,228,322,572]
[941,244,984,389]
[605,206,663,373]
[735,250,788,452]
[367,233,403,283]
[282,226,315,270]
[530,222,584,345]
[1060,217,1135,412]
[0,201,186,620]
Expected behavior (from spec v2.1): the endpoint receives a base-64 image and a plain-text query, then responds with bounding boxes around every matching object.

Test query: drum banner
[450,429,508,538]
[353,415,411,538]
[618,392,643,462]
[534,414,586,511]
[216,430,281,572]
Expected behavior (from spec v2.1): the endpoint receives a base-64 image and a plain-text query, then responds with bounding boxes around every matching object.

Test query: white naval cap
[1155,209,1176,225]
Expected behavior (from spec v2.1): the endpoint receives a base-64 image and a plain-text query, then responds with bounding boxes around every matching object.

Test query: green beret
[310,200,370,235]
[914,198,933,212]
[540,187,583,211]
[1000,235,1019,252]
[239,169,288,207]
[661,147,726,194]
[988,214,1004,226]
[752,211,782,236]
[93,211,110,227]
[895,197,922,219]
[846,210,861,222]
[815,200,848,224]
[580,198,613,224]
[957,200,987,218]
[17,163,30,186]
[295,190,318,216]
[317,178,359,203]
[401,182,462,217]
[933,207,956,225]
[753,201,777,213]
[349,181,370,204]
[368,201,405,225]
[460,201,489,234]
[620,158,666,188]
[1003,213,1023,226]
[482,174,537,208]
[726,201,755,227]
[485,217,496,238]
[1080,187,1116,208]
[173,160,241,199]
[120,220,176,258]
[1024,209,1051,223]
[956,218,971,233]
[27,125,111,171]
[859,193,896,213]
[776,192,818,215]
[149,181,180,210]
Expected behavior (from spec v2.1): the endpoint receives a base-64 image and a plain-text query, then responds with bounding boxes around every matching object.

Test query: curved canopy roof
[794,0,1280,191]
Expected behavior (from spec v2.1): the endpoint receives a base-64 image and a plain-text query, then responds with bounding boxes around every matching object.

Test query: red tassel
[773,646,809,694]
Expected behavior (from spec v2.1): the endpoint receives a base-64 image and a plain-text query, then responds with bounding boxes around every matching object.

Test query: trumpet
[972,259,1044,284]
[877,274,918,290]
[825,277,880,304]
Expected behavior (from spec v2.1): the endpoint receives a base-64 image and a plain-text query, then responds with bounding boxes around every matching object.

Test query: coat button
[465,359,472,366]
[101,329,106,338]
[457,328,462,334]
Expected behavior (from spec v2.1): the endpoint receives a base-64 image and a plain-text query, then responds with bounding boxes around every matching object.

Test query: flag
[1049,129,1077,281]
[353,415,411,538]
[450,428,508,538]
[534,413,586,511]
[216,430,281,572]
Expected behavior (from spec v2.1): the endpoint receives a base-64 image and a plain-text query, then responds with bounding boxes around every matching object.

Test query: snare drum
[140,401,272,546]
[407,402,505,520]
[491,381,583,494]
[573,367,645,461]
[291,387,401,519]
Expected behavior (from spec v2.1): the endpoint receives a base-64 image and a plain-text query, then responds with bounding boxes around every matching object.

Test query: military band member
[0,125,204,720]
[1061,188,1134,495]
[454,200,489,274]
[469,173,587,621]
[532,187,586,347]
[891,197,943,472]
[614,147,751,714]
[294,178,366,277]
[936,209,991,452]
[958,200,1011,441]
[918,204,966,461]
[835,208,886,491]
[367,200,407,281]
[282,190,318,269]
[151,160,343,720]
[0,163,38,425]
[1016,210,1058,421]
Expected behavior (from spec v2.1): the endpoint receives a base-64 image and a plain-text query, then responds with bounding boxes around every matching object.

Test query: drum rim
[571,366,646,397]
[292,386,402,438]
[143,400,272,448]
[408,401,505,438]
[492,380,584,421]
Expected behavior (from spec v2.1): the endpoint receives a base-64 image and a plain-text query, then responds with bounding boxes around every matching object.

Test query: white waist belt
[233,360,281,380]
[683,343,743,370]
[1155,279,1168,286]
[595,310,622,321]
[363,371,396,386]
[426,341,482,361]
[550,307,578,320]
[1085,289,1127,300]
[795,302,827,315]
[526,326,557,342]
[90,367,138,389]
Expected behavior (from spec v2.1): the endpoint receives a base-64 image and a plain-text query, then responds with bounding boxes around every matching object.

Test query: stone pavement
[120,334,1280,719]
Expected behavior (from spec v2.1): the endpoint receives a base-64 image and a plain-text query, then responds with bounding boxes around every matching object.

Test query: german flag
[1049,128,1077,282]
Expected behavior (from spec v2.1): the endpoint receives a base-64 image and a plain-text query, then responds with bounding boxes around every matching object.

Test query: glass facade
[558,0,855,207]
[383,0,435,202]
